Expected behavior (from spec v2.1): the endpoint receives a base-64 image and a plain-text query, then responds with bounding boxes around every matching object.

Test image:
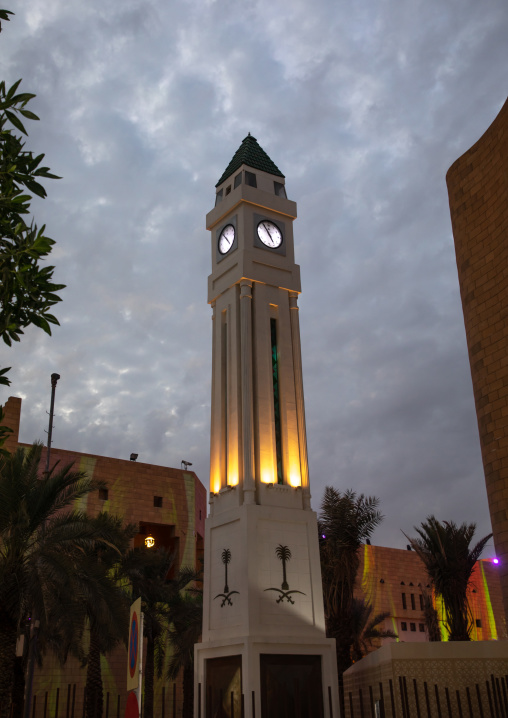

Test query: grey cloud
[2,0,506,552]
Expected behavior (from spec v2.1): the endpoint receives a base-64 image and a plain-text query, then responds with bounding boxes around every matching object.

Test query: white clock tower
[194,136,338,718]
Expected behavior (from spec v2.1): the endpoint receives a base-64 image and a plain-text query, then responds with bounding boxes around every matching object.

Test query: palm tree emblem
[214,548,239,607]
[264,544,305,604]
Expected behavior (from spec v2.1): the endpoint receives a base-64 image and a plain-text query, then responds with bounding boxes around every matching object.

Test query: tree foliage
[318,487,383,619]
[405,516,492,641]
[76,515,136,718]
[318,487,383,714]
[0,443,109,718]
[349,598,397,664]
[0,10,64,389]
[166,568,203,718]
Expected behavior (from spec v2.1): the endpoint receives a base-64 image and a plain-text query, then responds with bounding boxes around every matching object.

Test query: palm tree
[275,544,291,590]
[221,549,231,593]
[318,488,383,621]
[349,598,397,663]
[166,572,203,718]
[124,548,201,718]
[0,443,108,718]
[420,587,441,641]
[79,514,136,718]
[405,516,492,641]
[318,487,383,715]
[125,547,176,718]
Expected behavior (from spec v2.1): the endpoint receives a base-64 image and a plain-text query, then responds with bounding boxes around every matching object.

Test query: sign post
[126,597,143,718]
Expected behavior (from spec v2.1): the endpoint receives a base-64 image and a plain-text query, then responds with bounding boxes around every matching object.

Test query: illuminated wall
[356,544,506,652]
[447,98,508,624]
[2,396,207,718]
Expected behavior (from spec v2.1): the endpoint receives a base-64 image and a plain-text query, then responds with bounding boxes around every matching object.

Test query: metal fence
[2,684,183,718]
[346,673,508,718]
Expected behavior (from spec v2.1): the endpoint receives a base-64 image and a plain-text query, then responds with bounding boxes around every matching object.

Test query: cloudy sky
[2,0,507,552]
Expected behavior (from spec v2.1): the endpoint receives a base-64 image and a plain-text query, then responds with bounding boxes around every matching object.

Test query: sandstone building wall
[355,544,506,646]
[446,97,508,621]
[2,396,206,718]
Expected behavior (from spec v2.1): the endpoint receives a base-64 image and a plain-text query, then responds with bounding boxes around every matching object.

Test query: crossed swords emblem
[214,548,239,607]
[264,544,305,604]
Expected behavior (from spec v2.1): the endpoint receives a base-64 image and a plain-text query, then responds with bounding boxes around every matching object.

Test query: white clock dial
[257,220,282,249]
[218,224,235,255]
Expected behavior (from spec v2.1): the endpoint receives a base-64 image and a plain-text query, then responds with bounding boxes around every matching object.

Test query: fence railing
[2,683,182,718]
[345,672,508,718]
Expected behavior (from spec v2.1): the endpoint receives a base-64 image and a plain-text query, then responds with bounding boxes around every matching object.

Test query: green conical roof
[216,134,285,187]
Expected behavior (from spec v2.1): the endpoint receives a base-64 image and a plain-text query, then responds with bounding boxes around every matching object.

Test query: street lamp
[45,373,60,472]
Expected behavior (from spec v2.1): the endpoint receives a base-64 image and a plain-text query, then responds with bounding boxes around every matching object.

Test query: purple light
[493,558,499,565]
[321,534,326,539]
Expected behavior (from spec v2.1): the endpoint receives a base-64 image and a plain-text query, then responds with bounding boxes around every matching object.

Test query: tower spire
[216,134,285,187]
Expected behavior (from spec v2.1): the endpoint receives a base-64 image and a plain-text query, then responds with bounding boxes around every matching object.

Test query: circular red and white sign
[128,611,139,679]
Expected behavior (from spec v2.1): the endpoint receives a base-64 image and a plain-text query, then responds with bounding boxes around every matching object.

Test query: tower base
[195,634,338,718]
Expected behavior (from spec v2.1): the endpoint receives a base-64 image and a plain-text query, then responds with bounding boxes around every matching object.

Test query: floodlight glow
[493,558,499,564]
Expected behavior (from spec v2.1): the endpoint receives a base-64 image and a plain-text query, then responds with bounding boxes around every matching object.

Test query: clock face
[257,220,282,249]
[218,224,235,255]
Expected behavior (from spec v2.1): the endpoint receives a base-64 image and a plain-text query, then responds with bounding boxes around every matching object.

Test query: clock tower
[194,136,338,718]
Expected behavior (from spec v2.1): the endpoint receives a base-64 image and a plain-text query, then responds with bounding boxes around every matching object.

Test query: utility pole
[23,373,60,718]
[45,372,60,472]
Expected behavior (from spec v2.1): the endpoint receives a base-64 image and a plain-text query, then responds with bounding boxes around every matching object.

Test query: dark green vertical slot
[221,317,227,484]
[270,318,283,485]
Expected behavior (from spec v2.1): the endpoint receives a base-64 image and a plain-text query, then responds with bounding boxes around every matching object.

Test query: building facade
[2,395,206,718]
[355,544,506,646]
[446,97,508,622]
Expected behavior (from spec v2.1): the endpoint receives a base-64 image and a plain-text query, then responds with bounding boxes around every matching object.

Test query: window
[245,171,257,187]
[401,622,407,631]
[274,181,286,198]
[225,185,232,196]
[99,488,108,501]
[154,496,163,508]
[411,594,415,610]
[402,593,407,610]
[215,189,223,206]
[419,595,424,611]
[419,624,425,632]
[410,623,416,632]
[234,172,242,189]
[476,619,482,628]
[199,509,202,520]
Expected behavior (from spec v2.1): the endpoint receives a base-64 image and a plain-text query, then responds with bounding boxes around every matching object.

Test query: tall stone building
[446,97,508,620]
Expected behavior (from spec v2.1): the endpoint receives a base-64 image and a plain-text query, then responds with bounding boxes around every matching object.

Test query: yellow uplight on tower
[261,466,275,484]
[288,470,301,488]
[227,454,239,486]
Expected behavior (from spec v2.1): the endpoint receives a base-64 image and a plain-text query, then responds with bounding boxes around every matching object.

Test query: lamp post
[24,373,60,718]
[45,373,60,473]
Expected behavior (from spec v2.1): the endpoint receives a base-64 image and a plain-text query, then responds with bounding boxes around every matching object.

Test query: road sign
[124,691,139,718]
[127,597,142,691]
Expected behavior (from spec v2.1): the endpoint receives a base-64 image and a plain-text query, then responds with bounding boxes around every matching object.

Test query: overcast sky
[2,0,507,553]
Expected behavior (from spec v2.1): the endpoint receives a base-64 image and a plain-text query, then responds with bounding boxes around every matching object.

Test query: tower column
[240,279,256,503]
[289,291,311,509]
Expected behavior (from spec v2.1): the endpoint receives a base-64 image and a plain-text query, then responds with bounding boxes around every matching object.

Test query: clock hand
[263,222,274,245]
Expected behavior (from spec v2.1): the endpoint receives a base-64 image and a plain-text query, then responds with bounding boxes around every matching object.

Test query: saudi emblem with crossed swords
[264,544,306,604]
[214,548,239,607]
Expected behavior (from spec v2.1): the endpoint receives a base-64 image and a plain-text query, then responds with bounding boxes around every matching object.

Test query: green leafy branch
[0,29,64,387]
